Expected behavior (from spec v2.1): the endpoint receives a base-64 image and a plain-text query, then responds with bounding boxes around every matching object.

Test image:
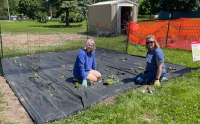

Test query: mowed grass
[0,19,87,35]
[0,20,200,123]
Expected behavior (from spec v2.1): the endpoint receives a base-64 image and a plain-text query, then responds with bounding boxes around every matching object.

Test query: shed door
[117,4,133,33]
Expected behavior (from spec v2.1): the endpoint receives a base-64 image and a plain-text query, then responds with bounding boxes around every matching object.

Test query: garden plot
[1,48,193,124]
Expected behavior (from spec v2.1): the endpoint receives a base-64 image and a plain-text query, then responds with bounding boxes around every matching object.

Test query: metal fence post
[165,14,171,47]
[0,24,4,76]
[126,22,131,54]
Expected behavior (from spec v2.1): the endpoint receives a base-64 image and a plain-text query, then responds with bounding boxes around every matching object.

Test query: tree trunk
[50,5,52,22]
[65,9,69,27]
[171,11,173,19]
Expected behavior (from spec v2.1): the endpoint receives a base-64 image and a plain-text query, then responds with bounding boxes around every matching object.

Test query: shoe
[73,78,82,83]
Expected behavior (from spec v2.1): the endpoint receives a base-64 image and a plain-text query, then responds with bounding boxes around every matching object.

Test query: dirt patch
[0,76,34,124]
[99,95,116,106]
[2,34,95,50]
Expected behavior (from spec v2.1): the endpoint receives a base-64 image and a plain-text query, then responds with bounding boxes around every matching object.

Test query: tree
[8,0,19,15]
[18,0,40,21]
[0,0,8,18]
[158,0,200,19]
[78,0,92,19]
[60,0,78,26]
[138,0,160,18]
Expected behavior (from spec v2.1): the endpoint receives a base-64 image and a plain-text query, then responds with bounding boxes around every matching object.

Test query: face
[146,38,155,51]
[86,42,94,52]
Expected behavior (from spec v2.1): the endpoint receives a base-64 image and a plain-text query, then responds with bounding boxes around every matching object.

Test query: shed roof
[89,0,139,6]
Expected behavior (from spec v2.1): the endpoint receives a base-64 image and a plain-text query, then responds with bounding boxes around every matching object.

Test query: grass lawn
[0,20,200,123]
[0,19,87,35]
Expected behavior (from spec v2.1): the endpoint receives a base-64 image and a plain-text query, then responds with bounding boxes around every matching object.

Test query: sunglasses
[146,41,154,44]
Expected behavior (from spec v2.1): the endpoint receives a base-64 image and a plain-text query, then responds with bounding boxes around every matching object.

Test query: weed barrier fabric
[1,48,192,124]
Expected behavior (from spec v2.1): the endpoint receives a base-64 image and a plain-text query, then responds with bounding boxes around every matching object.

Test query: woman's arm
[78,52,86,80]
[92,53,97,70]
[156,61,163,80]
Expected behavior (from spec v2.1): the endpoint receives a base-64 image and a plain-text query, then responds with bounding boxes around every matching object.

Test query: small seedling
[108,75,114,79]
[69,65,74,71]
[118,72,125,75]
[99,77,104,83]
[30,56,34,59]
[129,68,136,72]
[120,57,127,61]
[102,49,105,52]
[13,59,17,63]
[34,72,39,78]
[54,89,59,95]
[44,80,50,85]
[105,67,110,71]
[18,62,22,67]
[75,82,81,88]
[167,67,176,70]
[34,66,39,71]
[104,79,117,85]
[138,67,145,70]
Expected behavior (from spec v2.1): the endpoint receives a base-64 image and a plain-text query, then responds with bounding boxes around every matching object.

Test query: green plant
[99,77,104,83]
[105,67,110,71]
[13,59,17,63]
[105,79,116,85]
[75,82,81,88]
[108,75,114,79]
[36,12,49,23]
[129,68,136,72]
[138,67,145,70]
[34,72,39,78]
[18,62,22,67]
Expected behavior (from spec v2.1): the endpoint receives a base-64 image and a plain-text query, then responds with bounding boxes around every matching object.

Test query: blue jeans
[134,71,165,85]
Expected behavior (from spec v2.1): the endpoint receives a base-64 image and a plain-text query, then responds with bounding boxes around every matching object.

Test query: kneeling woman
[134,35,166,85]
[73,39,101,87]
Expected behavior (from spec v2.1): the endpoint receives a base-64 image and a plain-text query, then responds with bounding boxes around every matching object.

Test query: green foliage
[8,0,19,15]
[18,0,41,21]
[69,12,76,22]
[60,0,78,26]
[0,0,8,18]
[36,12,49,23]
[138,0,160,16]
[105,79,116,85]
[158,0,200,19]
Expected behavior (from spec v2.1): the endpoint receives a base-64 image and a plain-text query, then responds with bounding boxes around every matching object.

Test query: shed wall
[88,5,111,34]
[111,4,118,31]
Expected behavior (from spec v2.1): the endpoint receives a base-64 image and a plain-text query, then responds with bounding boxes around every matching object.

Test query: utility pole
[6,0,10,21]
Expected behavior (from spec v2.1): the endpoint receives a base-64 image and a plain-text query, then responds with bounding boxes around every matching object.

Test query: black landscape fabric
[1,48,192,124]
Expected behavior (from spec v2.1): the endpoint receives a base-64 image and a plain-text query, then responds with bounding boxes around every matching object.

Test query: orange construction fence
[127,18,200,50]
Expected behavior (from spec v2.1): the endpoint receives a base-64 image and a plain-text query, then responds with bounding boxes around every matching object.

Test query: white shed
[88,0,139,35]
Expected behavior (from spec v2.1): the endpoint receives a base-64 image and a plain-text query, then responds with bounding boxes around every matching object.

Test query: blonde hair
[145,35,160,50]
[83,39,96,52]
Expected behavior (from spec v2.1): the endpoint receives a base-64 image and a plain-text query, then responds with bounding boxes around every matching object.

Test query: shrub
[69,12,76,22]
[36,12,49,23]
[60,12,84,23]
[60,13,66,23]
